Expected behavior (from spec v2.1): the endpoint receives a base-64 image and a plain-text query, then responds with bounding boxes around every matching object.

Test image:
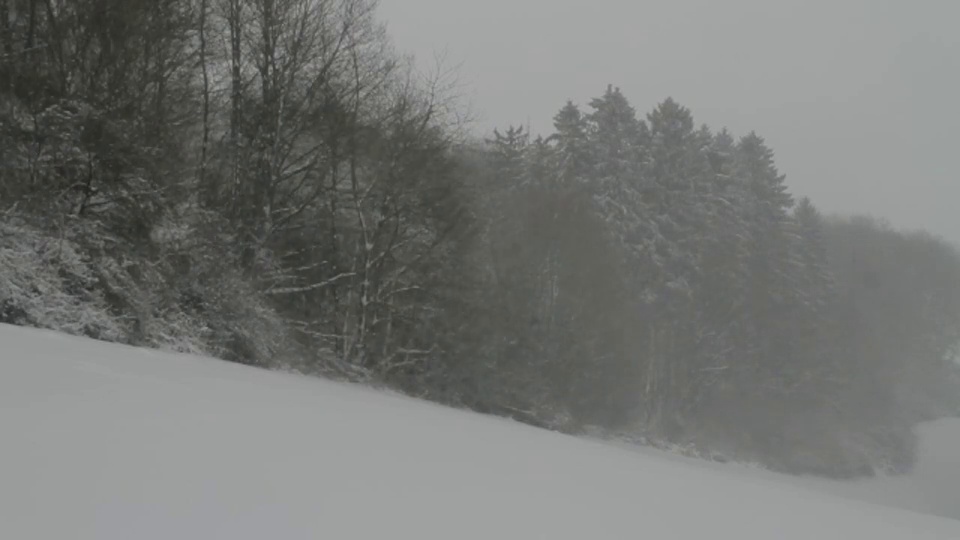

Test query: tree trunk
[25,0,36,49]
[1,0,11,56]
[227,0,243,217]
[197,0,210,194]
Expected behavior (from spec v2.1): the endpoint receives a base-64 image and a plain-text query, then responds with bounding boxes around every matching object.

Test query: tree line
[2,0,959,476]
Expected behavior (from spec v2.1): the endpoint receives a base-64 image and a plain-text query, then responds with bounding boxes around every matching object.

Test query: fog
[381,0,960,244]
[3,0,959,485]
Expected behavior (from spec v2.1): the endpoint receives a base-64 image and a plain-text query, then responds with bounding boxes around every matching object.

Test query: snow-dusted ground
[783,419,960,521]
[2,324,959,539]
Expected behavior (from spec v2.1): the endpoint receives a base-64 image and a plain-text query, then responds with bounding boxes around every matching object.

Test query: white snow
[2,323,959,539]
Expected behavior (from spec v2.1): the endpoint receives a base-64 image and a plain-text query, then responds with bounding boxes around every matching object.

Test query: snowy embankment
[2,324,959,539]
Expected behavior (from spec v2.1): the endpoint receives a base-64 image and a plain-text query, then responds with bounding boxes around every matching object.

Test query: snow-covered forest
[1,0,959,477]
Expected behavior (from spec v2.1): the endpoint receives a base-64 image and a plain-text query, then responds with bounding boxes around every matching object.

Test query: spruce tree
[549,101,593,185]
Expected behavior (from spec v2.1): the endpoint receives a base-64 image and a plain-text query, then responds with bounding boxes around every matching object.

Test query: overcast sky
[379,0,960,244]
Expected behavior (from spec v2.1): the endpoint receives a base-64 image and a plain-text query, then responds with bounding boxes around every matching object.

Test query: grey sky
[379,0,960,244]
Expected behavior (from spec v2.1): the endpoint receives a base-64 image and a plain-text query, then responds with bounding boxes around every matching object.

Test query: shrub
[0,217,126,341]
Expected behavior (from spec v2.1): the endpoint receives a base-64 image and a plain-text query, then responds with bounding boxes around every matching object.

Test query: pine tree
[735,133,795,299]
[688,128,753,405]
[784,197,843,399]
[737,132,794,224]
[631,99,719,435]
[487,125,529,187]
[588,85,646,180]
[732,132,804,397]
[793,197,835,314]
[586,85,651,287]
[548,101,593,185]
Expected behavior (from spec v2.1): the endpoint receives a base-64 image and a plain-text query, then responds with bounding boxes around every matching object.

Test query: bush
[141,203,298,367]
[0,208,299,370]
[0,218,126,341]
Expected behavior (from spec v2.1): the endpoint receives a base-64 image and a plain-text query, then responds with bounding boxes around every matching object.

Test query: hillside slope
[1,324,959,539]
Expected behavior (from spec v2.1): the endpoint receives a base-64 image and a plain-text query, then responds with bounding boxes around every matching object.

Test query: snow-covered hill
[2,324,959,539]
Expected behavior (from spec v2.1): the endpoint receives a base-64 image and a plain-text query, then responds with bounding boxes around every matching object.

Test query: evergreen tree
[548,101,593,185]
[488,125,530,187]
[586,85,651,289]
[733,132,799,390]
[793,197,835,314]
[588,85,646,180]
